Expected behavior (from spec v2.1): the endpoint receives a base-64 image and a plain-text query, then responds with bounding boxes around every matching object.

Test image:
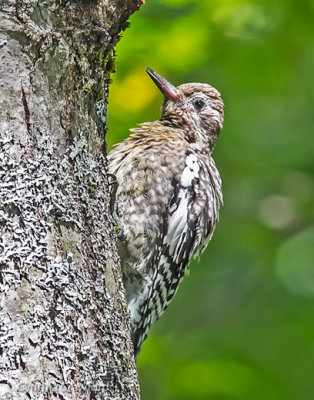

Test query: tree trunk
[0,0,141,398]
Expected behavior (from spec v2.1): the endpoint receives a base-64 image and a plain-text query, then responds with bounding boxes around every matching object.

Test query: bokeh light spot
[276,227,314,296]
[211,1,275,39]
[259,195,295,229]
[109,68,158,113]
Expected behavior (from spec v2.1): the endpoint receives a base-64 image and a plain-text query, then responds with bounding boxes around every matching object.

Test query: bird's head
[146,67,224,150]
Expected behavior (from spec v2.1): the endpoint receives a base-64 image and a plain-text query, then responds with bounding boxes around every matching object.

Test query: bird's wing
[132,153,207,356]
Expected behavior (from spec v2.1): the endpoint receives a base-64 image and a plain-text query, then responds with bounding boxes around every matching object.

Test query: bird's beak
[146,67,178,101]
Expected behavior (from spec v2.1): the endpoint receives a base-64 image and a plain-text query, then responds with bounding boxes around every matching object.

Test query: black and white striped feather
[130,153,222,356]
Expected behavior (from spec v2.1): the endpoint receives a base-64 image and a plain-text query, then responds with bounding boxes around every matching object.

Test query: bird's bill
[146,67,178,101]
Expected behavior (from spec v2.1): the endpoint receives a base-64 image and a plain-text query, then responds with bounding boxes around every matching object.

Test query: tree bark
[0,0,141,398]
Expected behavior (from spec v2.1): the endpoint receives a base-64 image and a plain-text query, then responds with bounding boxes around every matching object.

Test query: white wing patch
[180,153,200,188]
[165,154,200,261]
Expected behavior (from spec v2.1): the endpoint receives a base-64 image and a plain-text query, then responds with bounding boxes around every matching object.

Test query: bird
[107,67,224,358]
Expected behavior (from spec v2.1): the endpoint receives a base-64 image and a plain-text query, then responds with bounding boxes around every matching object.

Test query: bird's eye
[192,98,205,111]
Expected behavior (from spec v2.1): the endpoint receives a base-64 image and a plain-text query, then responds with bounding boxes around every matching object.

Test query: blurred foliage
[107,0,314,398]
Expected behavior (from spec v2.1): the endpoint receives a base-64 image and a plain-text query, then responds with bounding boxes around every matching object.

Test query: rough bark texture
[0,0,142,398]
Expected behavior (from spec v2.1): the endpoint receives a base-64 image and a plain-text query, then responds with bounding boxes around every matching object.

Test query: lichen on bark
[0,0,142,398]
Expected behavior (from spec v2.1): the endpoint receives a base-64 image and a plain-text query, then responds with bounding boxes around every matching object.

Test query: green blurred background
[107,0,314,398]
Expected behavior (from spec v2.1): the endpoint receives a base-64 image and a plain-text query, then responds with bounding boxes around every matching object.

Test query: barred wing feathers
[132,153,219,356]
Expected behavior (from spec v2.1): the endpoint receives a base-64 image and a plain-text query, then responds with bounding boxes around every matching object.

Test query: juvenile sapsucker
[108,68,224,358]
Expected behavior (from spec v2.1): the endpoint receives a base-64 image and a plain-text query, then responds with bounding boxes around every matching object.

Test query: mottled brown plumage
[108,68,224,357]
